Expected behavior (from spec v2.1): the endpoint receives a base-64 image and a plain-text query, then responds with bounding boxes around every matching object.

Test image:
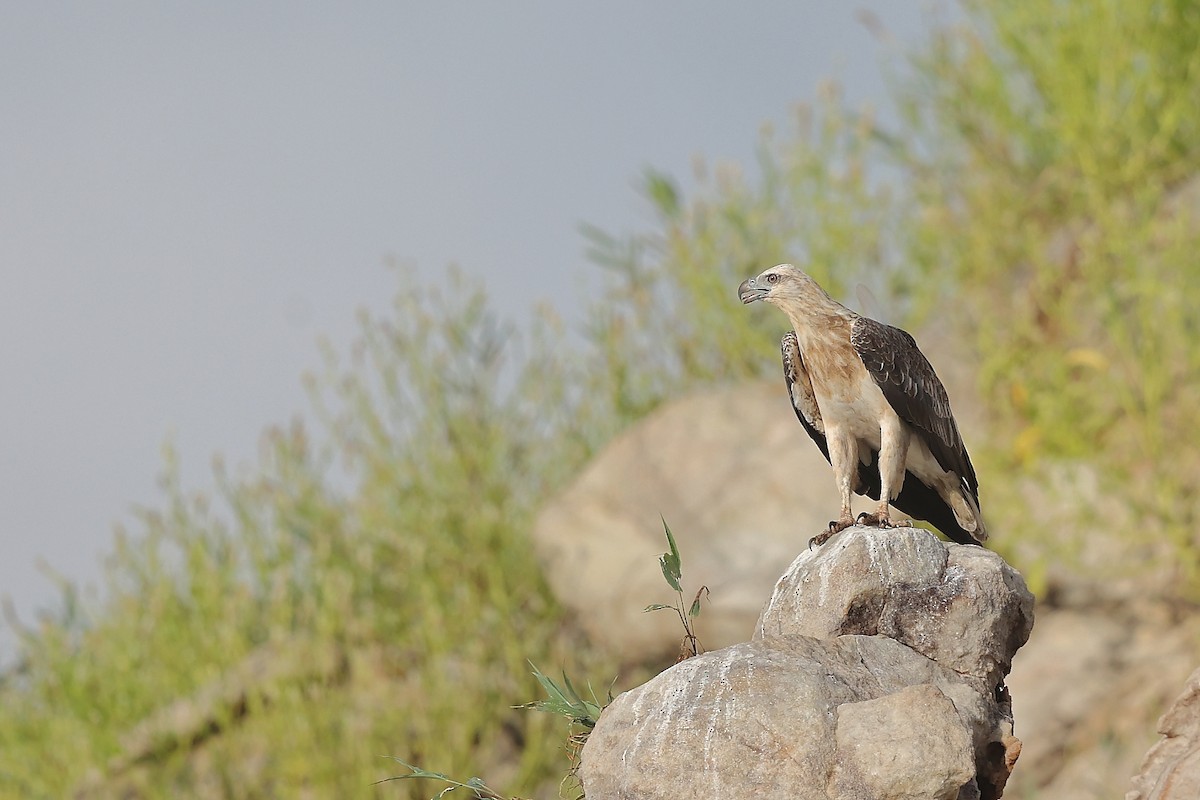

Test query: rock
[1126,667,1200,800]
[580,527,1032,799]
[756,527,1034,692]
[580,636,984,800]
[531,382,843,663]
[831,684,975,800]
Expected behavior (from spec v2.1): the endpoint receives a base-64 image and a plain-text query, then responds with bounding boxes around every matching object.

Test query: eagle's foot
[811,518,854,549]
[855,511,915,529]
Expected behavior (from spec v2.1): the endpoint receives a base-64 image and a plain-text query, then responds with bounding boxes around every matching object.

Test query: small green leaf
[643,603,673,613]
[663,518,682,573]
[659,517,683,590]
[375,758,501,796]
[561,670,584,704]
[658,559,680,590]
[689,596,702,618]
[532,665,569,706]
[658,555,682,592]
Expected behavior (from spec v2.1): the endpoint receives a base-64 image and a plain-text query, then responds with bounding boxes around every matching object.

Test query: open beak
[738,278,769,304]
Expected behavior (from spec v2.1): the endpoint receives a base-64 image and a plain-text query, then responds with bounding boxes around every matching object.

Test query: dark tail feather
[891,474,982,546]
[854,462,982,546]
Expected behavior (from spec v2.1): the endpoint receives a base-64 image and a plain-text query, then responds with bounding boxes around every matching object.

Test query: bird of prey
[738,263,986,546]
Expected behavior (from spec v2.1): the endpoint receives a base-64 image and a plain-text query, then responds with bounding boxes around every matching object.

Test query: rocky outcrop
[1127,667,1200,800]
[534,382,1200,798]
[580,527,1034,799]
[756,529,1030,694]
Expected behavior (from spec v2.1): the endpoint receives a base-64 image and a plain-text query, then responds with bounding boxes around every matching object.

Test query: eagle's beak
[738,278,769,304]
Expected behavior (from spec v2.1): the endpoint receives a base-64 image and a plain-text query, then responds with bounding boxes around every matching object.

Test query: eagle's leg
[811,427,857,548]
[857,420,914,529]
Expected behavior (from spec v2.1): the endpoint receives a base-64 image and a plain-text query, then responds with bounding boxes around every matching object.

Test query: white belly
[812,368,894,450]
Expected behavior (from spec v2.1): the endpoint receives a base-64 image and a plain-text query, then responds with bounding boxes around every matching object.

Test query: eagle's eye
[765,273,779,285]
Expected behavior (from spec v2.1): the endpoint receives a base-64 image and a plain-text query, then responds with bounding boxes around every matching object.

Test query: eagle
[738,263,986,547]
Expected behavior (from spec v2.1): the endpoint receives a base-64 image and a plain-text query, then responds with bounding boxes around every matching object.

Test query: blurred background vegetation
[3,0,1199,796]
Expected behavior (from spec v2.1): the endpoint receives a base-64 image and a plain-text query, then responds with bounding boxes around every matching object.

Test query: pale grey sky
[0,2,929,652]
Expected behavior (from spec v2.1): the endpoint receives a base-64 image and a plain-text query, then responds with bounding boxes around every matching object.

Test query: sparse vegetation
[381,760,517,800]
[516,665,609,775]
[643,519,708,662]
[0,276,620,798]
[2,1,1199,797]
[384,521,701,800]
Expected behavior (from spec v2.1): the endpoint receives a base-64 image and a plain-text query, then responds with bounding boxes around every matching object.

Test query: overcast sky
[0,2,932,654]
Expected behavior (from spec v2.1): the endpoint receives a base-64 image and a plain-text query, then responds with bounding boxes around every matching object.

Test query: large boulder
[531,382,841,662]
[1126,667,1200,800]
[580,526,1033,799]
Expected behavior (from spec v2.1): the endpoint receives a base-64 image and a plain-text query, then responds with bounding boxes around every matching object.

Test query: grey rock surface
[756,527,1034,692]
[831,683,974,800]
[580,526,1030,800]
[1127,667,1200,800]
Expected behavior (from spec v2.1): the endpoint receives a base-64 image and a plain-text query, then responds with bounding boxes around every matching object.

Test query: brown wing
[850,317,979,502]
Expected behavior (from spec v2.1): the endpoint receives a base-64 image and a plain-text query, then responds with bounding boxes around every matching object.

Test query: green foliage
[0,272,617,798]
[644,519,708,660]
[519,664,607,733]
[894,0,1200,591]
[518,662,611,797]
[656,518,683,593]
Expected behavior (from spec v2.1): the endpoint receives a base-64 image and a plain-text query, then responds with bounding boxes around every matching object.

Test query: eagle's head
[737,263,827,307]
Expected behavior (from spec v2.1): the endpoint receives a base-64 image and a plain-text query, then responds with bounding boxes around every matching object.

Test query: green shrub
[0,274,617,798]
[896,0,1200,592]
